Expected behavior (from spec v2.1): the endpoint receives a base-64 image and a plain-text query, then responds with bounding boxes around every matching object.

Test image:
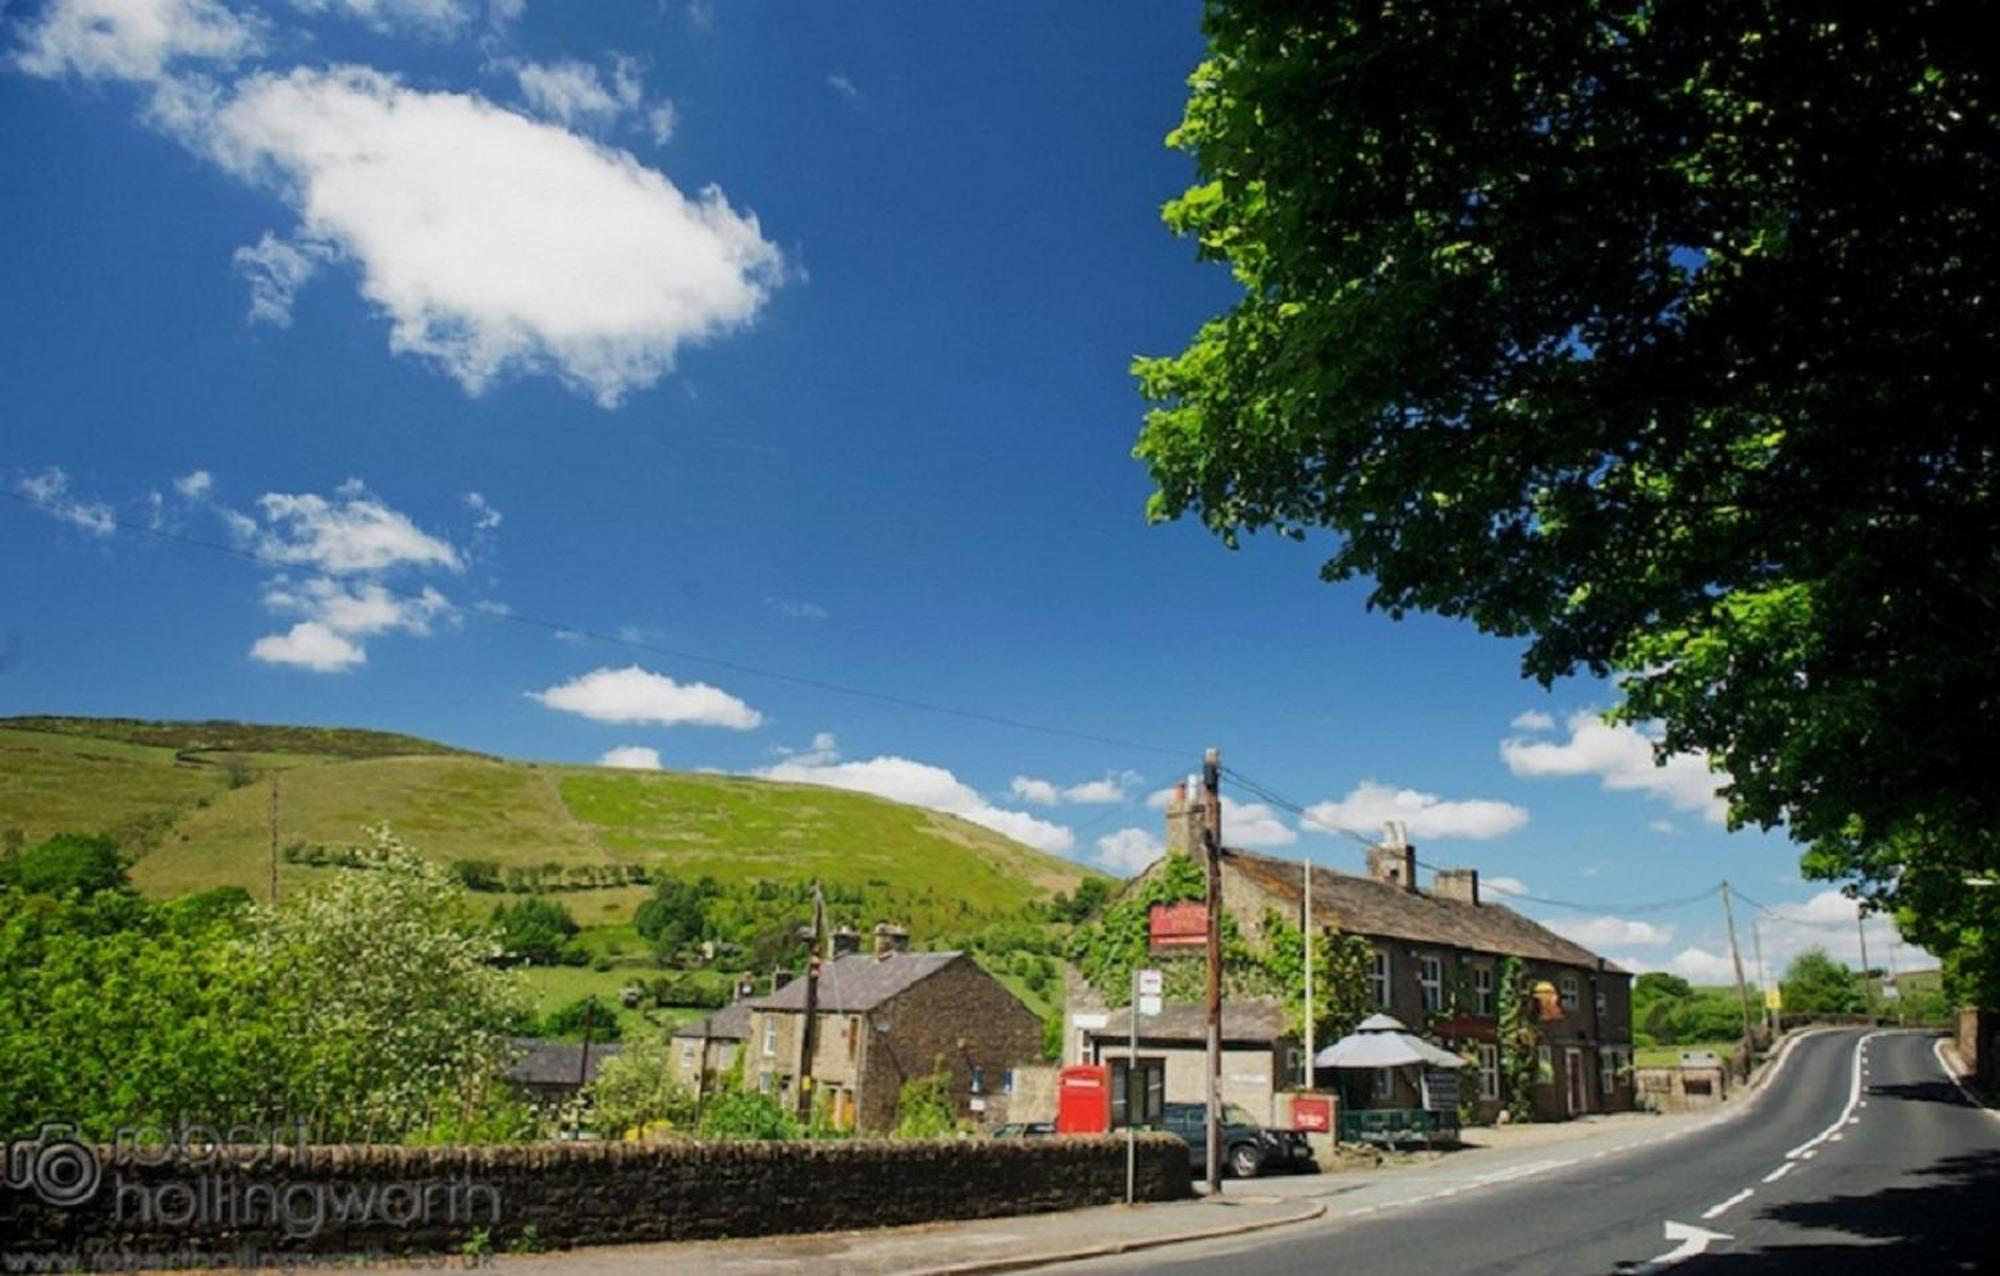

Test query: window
[1478,1044,1500,1100]
[1373,1068,1395,1100]
[848,1016,860,1059]
[1474,967,1495,1016]
[1559,975,1579,1012]
[762,1016,778,1057]
[680,1041,695,1068]
[970,1066,985,1095]
[1595,990,1608,1018]
[1284,1046,1305,1090]
[1536,1043,1553,1085]
[1369,950,1391,1008]
[1419,955,1443,1012]
[1003,1069,1016,1095]
[1599,1049,1617,1098]
[758,1070,775,1094]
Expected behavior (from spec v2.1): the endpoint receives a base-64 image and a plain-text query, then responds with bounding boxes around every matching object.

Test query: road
[1047,1029,1998,1275]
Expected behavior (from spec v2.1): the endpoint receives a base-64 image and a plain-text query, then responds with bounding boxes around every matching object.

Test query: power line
[3,489,1189,760]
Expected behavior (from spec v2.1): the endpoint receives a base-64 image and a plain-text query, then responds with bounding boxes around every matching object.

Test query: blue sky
[0,0,1917,980]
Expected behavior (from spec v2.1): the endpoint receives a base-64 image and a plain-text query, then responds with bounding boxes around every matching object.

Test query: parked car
[989,1121,1057,1138]
[1160,1102,1315,1178]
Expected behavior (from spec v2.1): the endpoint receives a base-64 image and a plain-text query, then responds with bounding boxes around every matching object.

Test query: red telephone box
[1056,1064,1111,1134]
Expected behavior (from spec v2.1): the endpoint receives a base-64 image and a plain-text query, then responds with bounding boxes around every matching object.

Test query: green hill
[0,716,1102,932]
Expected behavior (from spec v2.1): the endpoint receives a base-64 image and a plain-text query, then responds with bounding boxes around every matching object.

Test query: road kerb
[907,1199,1329,1276]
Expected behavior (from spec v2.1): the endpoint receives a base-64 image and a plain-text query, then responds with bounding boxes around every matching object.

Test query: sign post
[1128,967,1162,1204]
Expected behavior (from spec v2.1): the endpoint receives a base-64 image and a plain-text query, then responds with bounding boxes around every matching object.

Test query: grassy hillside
[0,716,1103,934]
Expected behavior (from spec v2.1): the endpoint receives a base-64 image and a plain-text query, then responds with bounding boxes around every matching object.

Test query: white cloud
[263,577,449,637]
[13,0,262,82]
[184,66,782,405]
[1664,945,1740,985]
[1547,915,1677,949]
[1304,781,1529,842]
[250,620,365,672]
[1501,710,1728,824]
[233,231,333,327]
[1510,709,1555,732]
[1648,819,1677,835]
[14,467,115,535]
[243,486,462,575]
[825,72,858,101]
[462,491,502,531]
[513,58,627,128]
[598,745,663,770]
[530,665,763,729]
[290,0,476,38]
[1011,772,1137,807]
[173,469,214,500]
[757,750,1074,854]
[766,596,829,621]
[1485,875,1532,898]
[1095,828,1163,876]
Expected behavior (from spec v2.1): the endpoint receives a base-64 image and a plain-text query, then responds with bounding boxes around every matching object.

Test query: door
[1563,1048,1586,1115]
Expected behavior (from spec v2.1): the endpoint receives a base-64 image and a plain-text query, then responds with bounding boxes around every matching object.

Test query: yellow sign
[1764,987,1783,1011]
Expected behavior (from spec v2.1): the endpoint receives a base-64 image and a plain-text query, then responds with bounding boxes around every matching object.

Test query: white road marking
[1762,1163,1796,1183]
[1701,1189,1753,1220]
[1634,1221,1733,1273]
[1932,1037,2000,1123]
[1786,1030,1890,1159]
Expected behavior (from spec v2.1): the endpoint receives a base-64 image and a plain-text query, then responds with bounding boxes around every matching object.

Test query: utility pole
[1751,914,1773,1039]
[578,1000,595,1090]
[268,771,281,905]
[1855,907,1876,1022]
[1126,965,1139,1205]
[1720,881,1755,1066]
[694,1016,712,1126]
[1200,747,1224,1198]
[1303,859,1315,1090]
[796,882,826,1122]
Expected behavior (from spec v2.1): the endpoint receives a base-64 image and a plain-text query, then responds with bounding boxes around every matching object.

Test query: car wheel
[1229,1143,1261,1178]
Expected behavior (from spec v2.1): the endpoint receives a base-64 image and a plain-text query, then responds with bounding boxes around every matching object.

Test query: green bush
[893,1060,961,1138]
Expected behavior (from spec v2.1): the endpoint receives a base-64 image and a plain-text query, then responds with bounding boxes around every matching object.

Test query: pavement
[1052,1027,2000,1275]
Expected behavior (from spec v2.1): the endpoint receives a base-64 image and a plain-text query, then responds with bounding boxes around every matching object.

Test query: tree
[1136,1,2000,1004]
[585,1034,693,1138]
[491,896,581,965]
[1782,946,1863,1015]
[2,833,126,896]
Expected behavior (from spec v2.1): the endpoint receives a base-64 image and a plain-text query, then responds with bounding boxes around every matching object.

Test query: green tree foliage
[0,832,126,896]
[1135,0,2000,1006]
[490,896,582,965]
[892,1060,962,1138]
[0,824,525,1143]
[1259,910,1375,1045]
[1496,958,1538,1123]
[1781,947,1863,1015]
[541,995,623,1042]
[585,1034,694,1138]
[697,1087,801,1141]
[1633,973,1751,1045]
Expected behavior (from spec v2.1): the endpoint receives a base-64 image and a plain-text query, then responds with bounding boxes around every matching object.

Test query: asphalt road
[1050,1029,1999,1275]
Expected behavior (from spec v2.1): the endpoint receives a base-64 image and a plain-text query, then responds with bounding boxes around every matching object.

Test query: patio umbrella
[1313,1012,1466,1069]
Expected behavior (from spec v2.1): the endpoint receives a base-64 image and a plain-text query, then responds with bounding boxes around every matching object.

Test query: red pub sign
[1148,900,1209,950]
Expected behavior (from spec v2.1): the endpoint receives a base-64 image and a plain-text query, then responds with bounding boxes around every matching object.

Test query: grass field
[2,715,1105,929]
[1635,1039,1741,1068]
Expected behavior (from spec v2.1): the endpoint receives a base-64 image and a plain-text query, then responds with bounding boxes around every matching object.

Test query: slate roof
[505,1038,622,1088]
[1095,996,1289,1043]
[747,950,964,1013]
[669,1000,754,1042]
[1223,848,1625,973]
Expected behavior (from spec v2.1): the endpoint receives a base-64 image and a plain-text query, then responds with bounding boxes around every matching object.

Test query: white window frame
[1370,950,1392,1009]
[1536,1042,1553,1085]
[762,1016,778,1058]
[1373,1068,1395,1100]
[1474,966,1495,1016]
[680,1040,695,1068]
[1419,955,1444,1013]
[1559,975,1580,1012]
[1478,1043,1500,1100]
[1599,1048,1616,1098]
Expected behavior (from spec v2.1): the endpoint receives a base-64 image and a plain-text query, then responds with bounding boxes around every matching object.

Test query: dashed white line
[1762,1163,1796,1184]
[1701,1189,1754,1220]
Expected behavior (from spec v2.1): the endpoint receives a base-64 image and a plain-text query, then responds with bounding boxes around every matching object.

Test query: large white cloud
[530,665,763,729]
[1095,827,1163,876]
[13,0,262,82]
[1546,915,1677,949]
[1304,781,1529,842]
[245,484,462,575]
[1604,888,1934,987]
[250,620,365,672]
[598,745,663,771]
[757,749,1074,854]
[1011,772,1136,807]
[187,66,782,405]
[290,0,476,38]
[1501,710,1728,824]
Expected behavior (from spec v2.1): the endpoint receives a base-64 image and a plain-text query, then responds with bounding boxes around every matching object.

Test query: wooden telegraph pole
[1201,747,1224,1197]
[796,882,827,1122]
[1303,859,1315,1088]
[1720,881,1756,1066]
[1856,907,1876,1021]
[268,771,281,905]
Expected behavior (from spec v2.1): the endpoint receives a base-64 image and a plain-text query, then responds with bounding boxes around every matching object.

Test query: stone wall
[0,1135,1191,1264]
[1958,1006,1997,1088]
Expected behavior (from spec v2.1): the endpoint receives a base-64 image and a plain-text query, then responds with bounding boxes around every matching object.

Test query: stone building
[1074,787,1635,1124]
[1079,998,1298,1127]
[667,1001,752,1090]
[745,939,1045,1132]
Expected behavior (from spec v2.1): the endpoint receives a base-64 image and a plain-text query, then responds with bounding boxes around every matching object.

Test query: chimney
[771,968,794,991]
[1433,867,1480,905]
[1366,822,1419,892]
[873,922,909,958]
[1163,776,1206,857]
[831,925,861,958]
